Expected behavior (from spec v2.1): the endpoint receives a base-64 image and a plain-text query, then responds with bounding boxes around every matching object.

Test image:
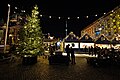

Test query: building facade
[81,5,120,41]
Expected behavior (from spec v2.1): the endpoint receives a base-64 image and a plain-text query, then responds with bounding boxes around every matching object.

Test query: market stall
[79,34,94,52]
[95,34,111,48]
[63,32,79,51]
[111,37,120,49]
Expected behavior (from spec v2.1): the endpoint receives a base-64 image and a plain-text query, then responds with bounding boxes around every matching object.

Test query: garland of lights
[13,7,110,20]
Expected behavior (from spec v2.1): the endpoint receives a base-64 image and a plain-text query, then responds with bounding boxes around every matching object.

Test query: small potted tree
[18,5,44,65]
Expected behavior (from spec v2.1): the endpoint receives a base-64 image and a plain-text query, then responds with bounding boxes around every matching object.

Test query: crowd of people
[45,42,120,65]
[85,46,120,58]
[85,46,120,64]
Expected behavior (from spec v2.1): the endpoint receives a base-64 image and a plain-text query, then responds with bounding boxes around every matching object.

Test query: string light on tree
[18,5,44,55]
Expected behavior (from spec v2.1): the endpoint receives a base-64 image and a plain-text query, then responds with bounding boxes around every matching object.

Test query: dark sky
[0,0,120,38]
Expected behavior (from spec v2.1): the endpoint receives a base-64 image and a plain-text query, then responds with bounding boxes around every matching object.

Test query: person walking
[70,43,76,64]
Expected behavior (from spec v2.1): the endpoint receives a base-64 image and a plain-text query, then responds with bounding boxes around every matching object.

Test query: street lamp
[65,17,70,37]
[4,4,10,53]
[65,20,68,37]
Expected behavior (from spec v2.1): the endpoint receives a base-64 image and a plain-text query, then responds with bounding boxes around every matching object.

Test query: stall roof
[95,34,111,44]
[64,32,79,42]
[79,34,94,43]
[111,37,120,44]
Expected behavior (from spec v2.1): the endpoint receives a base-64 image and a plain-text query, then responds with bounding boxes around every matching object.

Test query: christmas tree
[18,5,44,55]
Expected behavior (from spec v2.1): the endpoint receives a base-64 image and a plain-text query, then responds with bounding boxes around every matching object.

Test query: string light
[104,13,106,15]
[95,14,98,17]
[15,7,17,9]
[8,4,10,7]
[40,14,42,17]
[68,17,70,19]
[11,6,118,20]
[86,16,89,18]
[58,17,61,19]
[49,16,51,18]
[14,11,16,13]
[77,17,79,19]
[21,10,25,13]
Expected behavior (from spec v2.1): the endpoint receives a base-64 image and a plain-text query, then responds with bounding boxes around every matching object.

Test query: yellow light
[111,10,114,12]
[32,25,35,28]
[110,14,113,16]
[117,22,119,24]
[113,20,115,22]
[113,26,116,28]
[118,27,120,29]
[114,30,117,32]
[24,26,27,28]
[9,34,12,37]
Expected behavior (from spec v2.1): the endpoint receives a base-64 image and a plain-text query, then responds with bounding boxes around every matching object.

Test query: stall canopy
[95,34,110,44]
[64,32,79,42]
[79,34,94,43]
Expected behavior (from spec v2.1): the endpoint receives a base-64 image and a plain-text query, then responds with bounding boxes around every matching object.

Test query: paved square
[0,55,120,80]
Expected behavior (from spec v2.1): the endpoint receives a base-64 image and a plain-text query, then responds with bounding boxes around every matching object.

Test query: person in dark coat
[9,44,16,54]
[49,45,54,56]
[84,46,87,54]
[70,43,76,64]
[65,44,70,61]
[88,46,91,55]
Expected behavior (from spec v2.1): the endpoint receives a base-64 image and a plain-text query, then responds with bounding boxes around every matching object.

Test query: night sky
[0,0,120,38]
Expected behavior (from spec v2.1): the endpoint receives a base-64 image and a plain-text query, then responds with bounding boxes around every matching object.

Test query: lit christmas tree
[18,5,44,55]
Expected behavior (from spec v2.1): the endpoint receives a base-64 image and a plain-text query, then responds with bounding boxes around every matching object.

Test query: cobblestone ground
[0,56,120,80]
